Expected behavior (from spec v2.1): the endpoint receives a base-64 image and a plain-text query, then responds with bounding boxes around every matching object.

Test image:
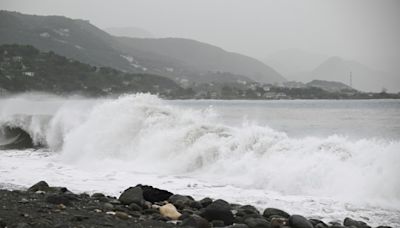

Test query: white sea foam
[0,94,399,226]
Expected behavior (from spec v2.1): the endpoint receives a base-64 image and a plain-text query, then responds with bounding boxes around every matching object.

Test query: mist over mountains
[266,49,399,92]
[0,10,284,86]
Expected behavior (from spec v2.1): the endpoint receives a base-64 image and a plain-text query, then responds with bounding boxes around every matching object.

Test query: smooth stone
[181,214,211,228]
[128,202,142,211]
[103,202,114,210]
[91,193,105,198]
[200,199,234,225]
[169,194,194,209]
[199,197,213,208]
[239,205,260,215]
[115,211,130,220]
[160,203,182,220]
[118,186,144,205]
[271,217,288,228]
[244,217,271,228]
[263,208,290,219]
[28,181,50,192]
[343,217,371,228]
[288,215,313,228]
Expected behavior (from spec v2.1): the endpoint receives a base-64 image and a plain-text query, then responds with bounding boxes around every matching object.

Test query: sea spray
[0,94,399,208]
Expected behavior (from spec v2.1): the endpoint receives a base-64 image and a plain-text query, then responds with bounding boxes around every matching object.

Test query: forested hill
[0,44,192,97]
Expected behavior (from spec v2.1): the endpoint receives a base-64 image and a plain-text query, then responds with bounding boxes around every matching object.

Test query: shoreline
[0,181,392,228]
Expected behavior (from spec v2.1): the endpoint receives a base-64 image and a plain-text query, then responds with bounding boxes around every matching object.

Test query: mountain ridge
[0,10,285,85]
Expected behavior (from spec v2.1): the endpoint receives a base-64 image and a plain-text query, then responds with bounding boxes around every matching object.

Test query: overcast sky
[1,0,400,73]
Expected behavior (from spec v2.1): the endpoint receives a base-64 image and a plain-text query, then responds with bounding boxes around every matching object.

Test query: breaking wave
[1,94,399,206]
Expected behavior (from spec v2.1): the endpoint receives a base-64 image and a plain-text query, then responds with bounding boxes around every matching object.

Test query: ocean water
[0,93,399,226]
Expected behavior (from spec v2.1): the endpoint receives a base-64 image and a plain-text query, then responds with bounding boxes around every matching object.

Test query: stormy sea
[0,93,399,226]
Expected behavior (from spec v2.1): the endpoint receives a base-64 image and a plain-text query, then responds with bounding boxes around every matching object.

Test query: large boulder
[262,208,290,220]
[28,181,50,192]
[288,215,313,228]
[137,184,173,203]
[200,199,234,225]
[343,218,371,228]
[118,186,144,205]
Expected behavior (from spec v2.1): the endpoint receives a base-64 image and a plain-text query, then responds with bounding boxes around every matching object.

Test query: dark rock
[169,194,194,209]
[46,194,74,206]
[49,187,70,194]
[288,215,313,228]
[329,221,342,226]
[343,218,371,228]
[309,219,328,227]
[70,215,89,222]
[244,217,271,228]
[28,181,50,192]
[376,226,392,228]
[137,184,173,203]
[240,213,264,223]
[200,199,234,225]
[211,220,225,227]
[181,214,211,228]
[199,197,213,208]
[118,186,144,205]
[91,193,105,198]
[0,219,6,228]
[239,205,260,215]
[270,217,288,228]
[189,201,203,209]
[128,202,142,211]
[315,223,329,228]
[263,208,290,219]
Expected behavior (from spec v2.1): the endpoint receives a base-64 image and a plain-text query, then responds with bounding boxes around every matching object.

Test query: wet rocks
[343,217,371,228]
[289,214,313,228]
[181,214,210,228]
[263,208,290,220]
[169,194,194,209]
[244,217,271,228]
[118,186,144,205]
[138,184,173,203]
[27,180,50,192]
[200,199,234,225]
[0,180,393,228]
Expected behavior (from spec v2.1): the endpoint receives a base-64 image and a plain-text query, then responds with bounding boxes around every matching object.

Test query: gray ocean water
[171,99,400,140]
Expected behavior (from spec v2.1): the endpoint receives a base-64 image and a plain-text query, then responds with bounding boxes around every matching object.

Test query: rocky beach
[0,181,392,228]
